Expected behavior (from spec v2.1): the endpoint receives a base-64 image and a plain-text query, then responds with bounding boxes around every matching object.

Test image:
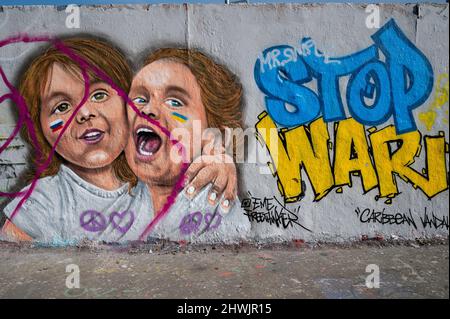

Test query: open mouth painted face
[125,59,209,184]
[134,125,163,160]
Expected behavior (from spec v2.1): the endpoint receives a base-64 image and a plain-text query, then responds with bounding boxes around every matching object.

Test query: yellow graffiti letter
[370,126,448,199]
[256,112,334,202]
[334,118,378,192]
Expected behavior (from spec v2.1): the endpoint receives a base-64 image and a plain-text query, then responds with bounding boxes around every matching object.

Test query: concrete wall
[0,3,448,243]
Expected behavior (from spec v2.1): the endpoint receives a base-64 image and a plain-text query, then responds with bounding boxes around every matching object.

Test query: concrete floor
[0,240,448,299]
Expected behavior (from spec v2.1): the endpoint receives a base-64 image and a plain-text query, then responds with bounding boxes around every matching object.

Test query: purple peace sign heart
[204,212,222,231]
[179,211,203,235]
[109,211,135,234]
[80,210,107,232]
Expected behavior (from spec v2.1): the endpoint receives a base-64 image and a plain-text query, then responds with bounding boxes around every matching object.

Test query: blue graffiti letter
[301,38,378,123]
[254,45,321,127]
[347,61,392,125]
[372,19,434,134]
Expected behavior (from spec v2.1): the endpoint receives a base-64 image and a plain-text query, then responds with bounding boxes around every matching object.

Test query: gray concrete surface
[0,240,448,299]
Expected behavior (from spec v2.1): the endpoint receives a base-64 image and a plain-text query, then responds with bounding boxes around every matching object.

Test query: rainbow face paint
[50,119,64,132]
[171,112,188,123]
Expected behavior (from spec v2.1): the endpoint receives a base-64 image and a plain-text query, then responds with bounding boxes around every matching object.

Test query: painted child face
[125,59,208,185]
[40,63,129,170]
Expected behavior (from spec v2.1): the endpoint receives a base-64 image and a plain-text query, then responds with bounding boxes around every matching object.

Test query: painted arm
[1,219,32,242]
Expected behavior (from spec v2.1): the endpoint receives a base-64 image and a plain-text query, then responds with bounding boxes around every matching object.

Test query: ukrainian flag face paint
[126,59,209,184]
[171,112,188,123]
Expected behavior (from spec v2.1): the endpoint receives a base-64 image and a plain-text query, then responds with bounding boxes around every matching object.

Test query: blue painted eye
[133,97,147,105]
[165,99,183,108]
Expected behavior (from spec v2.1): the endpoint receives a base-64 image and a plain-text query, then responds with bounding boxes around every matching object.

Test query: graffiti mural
[255,20,434,134]
[0,4,448,244]
[254,19,449,208]
[0,37,250,244]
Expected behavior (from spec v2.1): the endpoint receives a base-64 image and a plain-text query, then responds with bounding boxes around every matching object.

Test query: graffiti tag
[355,206,449,230]
[254,19,433,134]
[241,192,311,231]
[256,115,449,203]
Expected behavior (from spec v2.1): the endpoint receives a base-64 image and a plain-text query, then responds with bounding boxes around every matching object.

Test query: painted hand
[184,150,237,213]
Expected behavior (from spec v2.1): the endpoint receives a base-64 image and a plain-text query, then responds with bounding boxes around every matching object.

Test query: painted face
[125,59,208,185]
[40,63,129,170]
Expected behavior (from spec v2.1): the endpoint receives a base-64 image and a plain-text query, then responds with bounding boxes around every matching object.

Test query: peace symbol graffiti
[179,211,222,235]
[179,211,203,235]
[79,210,135,234]
[80,210,107,232]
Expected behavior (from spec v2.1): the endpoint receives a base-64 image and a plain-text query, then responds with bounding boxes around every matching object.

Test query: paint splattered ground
[0,238,448,299]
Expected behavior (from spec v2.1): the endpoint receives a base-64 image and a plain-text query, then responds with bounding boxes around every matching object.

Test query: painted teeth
[136,127,156,156]
[85,132,100,138]
[138,140,153,156]
[137,128,153,134]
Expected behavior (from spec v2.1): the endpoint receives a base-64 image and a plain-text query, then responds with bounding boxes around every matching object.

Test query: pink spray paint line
[0,34,189,241]
[0,35,53,198]
[0,35,92,221]
[51,39,190,240]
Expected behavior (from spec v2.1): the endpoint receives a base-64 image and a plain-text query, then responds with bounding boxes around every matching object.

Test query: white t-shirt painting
[3,165,250,245]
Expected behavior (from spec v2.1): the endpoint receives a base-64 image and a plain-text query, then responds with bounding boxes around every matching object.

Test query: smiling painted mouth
[135,126,162,158]
[80,129,105,145]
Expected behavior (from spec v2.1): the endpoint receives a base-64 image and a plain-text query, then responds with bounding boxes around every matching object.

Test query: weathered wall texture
[0,3,448,244]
